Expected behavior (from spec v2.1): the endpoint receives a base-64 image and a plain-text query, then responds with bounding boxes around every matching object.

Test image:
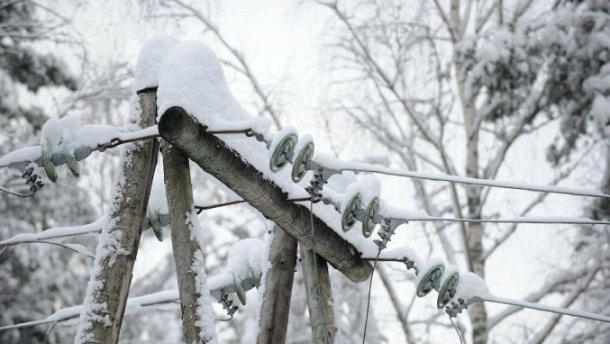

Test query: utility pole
[75,89,159,344]
[257,227,298,344]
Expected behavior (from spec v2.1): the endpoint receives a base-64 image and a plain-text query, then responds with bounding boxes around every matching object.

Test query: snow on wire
[0,237,267,333]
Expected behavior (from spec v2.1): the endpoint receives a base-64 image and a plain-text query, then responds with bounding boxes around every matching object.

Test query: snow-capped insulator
[269,132,298,172]
[416,263,445,297]
[341,192,362,232]
[361,197,379,238]
[291,140,315,183]
[437,271,460,309]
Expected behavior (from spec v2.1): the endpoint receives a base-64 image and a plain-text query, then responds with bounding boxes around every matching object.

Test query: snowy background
[1,0,609,343]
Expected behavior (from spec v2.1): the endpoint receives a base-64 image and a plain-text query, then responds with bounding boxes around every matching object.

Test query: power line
[478,295,610,323]
[320,163,610,199]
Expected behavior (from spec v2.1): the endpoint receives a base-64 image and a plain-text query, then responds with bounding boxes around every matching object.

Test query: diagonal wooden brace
[158,106,372,282]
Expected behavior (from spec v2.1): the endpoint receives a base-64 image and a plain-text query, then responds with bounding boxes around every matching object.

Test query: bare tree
[316,0,610,343]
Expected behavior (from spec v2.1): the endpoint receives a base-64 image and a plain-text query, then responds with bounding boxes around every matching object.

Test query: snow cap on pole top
[157,40,271,134]
[134,35,178,92]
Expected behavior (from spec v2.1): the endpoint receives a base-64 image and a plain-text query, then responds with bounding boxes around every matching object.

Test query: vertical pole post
[300,244,337,344]
[161,107,217,342]
[257,227,298,344]
[75,89,158,344]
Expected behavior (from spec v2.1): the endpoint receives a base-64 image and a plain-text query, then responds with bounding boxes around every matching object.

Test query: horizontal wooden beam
[158,107,372,282]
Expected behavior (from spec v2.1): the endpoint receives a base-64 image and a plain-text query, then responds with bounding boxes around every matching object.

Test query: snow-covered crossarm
[158,107,373,282]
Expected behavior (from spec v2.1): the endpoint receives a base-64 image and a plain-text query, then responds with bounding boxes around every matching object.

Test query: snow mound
[41,114,81,158]
[135,35,179,91]
[157,40,271,134]
[227,238,266,287]
[453,271,490,304]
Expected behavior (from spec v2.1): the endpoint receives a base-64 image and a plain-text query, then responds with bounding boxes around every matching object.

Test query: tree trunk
[300,245,336,344]
[257,226,298,344]
[75,90,159,344]
[461,77,488,344]
[162,139,216,343]
[157,106,372,282]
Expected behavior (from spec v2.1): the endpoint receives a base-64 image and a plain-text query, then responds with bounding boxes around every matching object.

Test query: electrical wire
[329,164,610,199]
[396,216,610,225]
[194,196,312,214]
[361,259,378,344]
[449,315,466,344]
[479,295,610,323]
[0,185,33,197]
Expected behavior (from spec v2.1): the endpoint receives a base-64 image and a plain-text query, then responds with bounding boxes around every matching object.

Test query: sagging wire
[478,295,610,323]
[8,240,95,259]
[0,185,33,198]
[362,218,402,343]
[326,164,610,199]
[448,315,466,344]
[361,257,378,344]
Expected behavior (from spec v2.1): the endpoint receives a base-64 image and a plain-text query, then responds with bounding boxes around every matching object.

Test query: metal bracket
[374,217,407,251]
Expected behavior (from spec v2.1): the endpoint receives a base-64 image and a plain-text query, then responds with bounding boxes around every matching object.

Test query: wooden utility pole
[75,89,158,344]
[158,106,372,282]
[301,245,337,344]
[257,227,298,344]
[162,131,216,342]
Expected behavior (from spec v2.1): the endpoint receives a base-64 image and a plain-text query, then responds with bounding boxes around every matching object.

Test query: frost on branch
[457,1,610,164]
